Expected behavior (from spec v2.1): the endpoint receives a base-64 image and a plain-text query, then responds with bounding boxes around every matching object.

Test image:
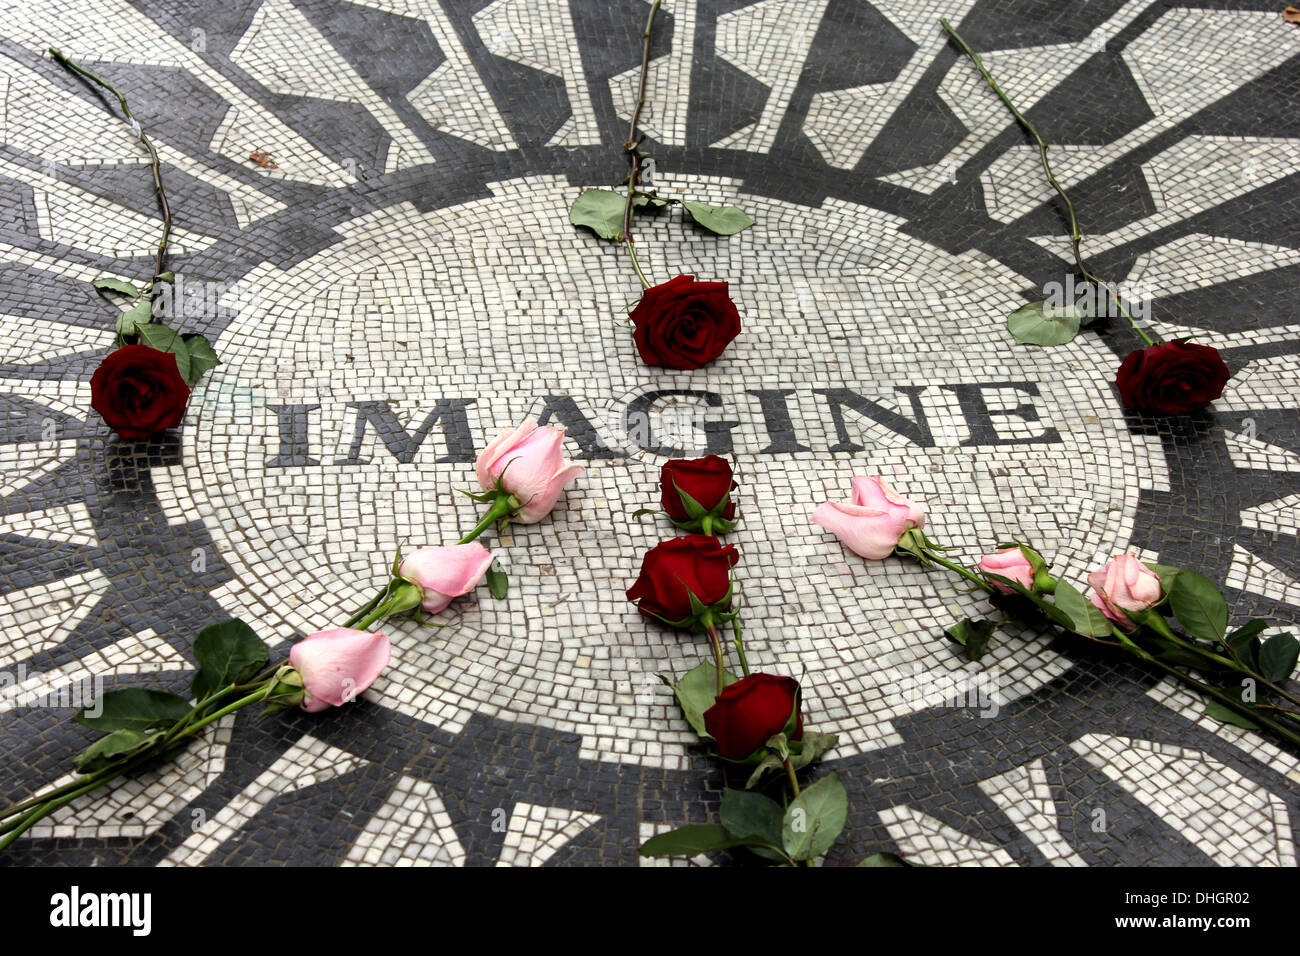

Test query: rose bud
[703,673,802,761]
[1087,554,1163,631]
[626,534,738,629]
[475,418,584,524]
[977,545,1055,594]
[1115,341,1231,415]
[978,547,1035,593]
[288,627,391,713]
[629,274,741,370]
[660,455,738,534]
[90,344,191,440]
[812,476,925,560]
[398,543,494,613]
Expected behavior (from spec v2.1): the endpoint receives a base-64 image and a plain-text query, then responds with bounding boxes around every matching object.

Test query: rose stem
[344,588,387,629]
[619,0,663,293]
[730,616,750,677]
[926,550,996,594]
[921,552,1300,748]
[705,621,725,697]
[1108,626,1300,747]
[782,755,800,797]
[48,49,172,298]
[458,494,515,545]
[0,682,276,849]
[938,20,1156,347]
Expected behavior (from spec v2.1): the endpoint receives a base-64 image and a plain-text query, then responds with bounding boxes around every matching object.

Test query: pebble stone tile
[0,0,1296,867]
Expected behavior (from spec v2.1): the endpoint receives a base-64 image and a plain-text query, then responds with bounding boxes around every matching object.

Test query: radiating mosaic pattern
[0,0,1297,866]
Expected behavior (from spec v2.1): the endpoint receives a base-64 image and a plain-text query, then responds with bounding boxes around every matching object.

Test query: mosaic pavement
[0,0,1298,866]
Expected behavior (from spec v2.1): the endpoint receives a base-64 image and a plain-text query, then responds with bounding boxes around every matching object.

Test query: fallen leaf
[249,150,279,169]
[1285,7,1300,24]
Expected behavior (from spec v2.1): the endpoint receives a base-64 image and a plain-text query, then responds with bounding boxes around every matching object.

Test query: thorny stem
[619,0,663,292]
[938,20,1157,348]
[625,238,651,291]
[48,49,172,296]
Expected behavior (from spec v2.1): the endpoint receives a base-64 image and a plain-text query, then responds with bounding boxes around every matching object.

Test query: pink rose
[812,476,925,560]
[476,419,584,524]
[1087,554,1163,631]
[851,476,925,529]
[398,543,494,613]
[289,628,391,713]
[979,547,1035,594]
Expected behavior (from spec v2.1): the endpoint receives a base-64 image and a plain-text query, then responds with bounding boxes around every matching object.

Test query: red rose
[90,344,190,440]
[660,455,737,531]
[629,274,741,370]
[1115,341,1230,415]
[626,534,738,626]
[703,674,802,761]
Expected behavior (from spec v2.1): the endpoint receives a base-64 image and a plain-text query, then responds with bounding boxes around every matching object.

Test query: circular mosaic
[158,174,1156,766]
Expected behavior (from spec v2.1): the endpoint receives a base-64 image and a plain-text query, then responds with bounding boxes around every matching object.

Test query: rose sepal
[634,579,737,634]
[895,527,947,563]
[666,485,739,536]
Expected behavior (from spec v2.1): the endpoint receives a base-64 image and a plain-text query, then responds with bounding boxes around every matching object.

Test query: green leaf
[1226,619,1268,651]
[632,194,668,209]
[669,661,737,738]
[746,731,837,788]
[191,619,269,702]
[637,824,776,858]
[1074,291,1103,328]
[858,851,914,867]
[154,270,175,284]
[1259,633,1299,683]
[1149,564,1181,598]
[782,772,848,861]
[136,322,191,383]
[1054,581,1113,638]
[569,189,627,241]
[1006,299,1082,346]
[1142,632,1213,670]
[72,728,159,774]
[681,201,754,236]
[745,753,783,789]
[1168,570,1229,644]
[115,298,153,340]
[487,561,509,599]
[945,618,996,661]
[75,688,191,734]
[720,788,785,848]
[1204,700,1261,731]
[787,731,837,770]
[93,276,140,298]
[180,333,220,386]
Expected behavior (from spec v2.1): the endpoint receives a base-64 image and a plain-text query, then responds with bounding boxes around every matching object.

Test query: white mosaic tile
[1071,733,1295,867]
